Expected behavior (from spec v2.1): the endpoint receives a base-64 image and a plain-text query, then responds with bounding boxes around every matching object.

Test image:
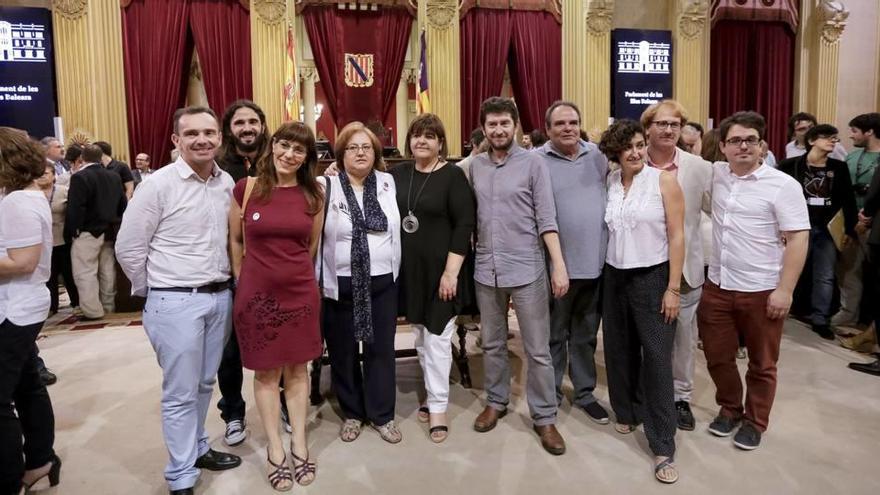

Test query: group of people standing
[3,93,877,494]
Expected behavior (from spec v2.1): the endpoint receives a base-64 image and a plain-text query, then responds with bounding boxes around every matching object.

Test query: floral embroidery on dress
[237,292,312,352]
[605,168,655,233]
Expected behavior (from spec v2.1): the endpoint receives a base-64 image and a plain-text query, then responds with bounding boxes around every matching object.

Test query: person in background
[521,132,534,150]
[94,141,134,200]
[529,128,549,149]
[41,137,70,186]
[36,162,80,318]
[0,127,62,495]
[599,119,685,484]
[228,121,323,490]
[132,153,153,188]
[785,112,847,161]
[317,122,402,444]
[678,122,703,156]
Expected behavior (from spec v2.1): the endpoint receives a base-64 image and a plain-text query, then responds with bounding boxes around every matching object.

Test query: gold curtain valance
[119,0,249,9]
[295,0,417,16]
[459,0,561,23]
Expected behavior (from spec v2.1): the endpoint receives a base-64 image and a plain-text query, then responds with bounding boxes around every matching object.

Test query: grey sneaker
[708,414,740,437]
[733,422,762,450]
[224,419,246,446]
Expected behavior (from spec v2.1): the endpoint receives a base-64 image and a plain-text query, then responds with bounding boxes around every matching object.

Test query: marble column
[581,0,614,139]
[251,0,295,132]
[670,0,710,125]
[420,0,462,155]
[795,0,849,122]
[300,67,319,133]
[52,0,130,160]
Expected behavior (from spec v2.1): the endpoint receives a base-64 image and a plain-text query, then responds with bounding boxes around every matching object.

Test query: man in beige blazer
[641,100,713,431]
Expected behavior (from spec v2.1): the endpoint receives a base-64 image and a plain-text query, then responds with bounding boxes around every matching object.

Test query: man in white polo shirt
[698,111,809,451]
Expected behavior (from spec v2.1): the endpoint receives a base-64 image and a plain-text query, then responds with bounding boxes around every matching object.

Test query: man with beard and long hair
[469,97,570,456]
[215,100,271,447]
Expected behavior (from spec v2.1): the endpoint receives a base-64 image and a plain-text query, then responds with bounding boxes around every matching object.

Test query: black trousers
[216,329,246,423]
[0,319,56,494]
[323,274,398,425]
[602,262,676,458]
[47,243,79,312]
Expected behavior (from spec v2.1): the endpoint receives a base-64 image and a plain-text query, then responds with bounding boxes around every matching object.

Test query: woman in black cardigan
[778,124,858,340]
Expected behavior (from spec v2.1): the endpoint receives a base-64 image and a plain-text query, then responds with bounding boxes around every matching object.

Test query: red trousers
[697,281,784,432]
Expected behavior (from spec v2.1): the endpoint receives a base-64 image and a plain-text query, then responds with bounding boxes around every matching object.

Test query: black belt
[150,280,232,294]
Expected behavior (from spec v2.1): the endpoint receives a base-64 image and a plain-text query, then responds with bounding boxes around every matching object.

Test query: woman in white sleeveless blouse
[598,119,685,485]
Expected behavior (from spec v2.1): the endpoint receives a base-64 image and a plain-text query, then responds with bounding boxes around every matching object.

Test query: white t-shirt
[334,189,395,277]
[708,162,810,292]
[0,190,53,326]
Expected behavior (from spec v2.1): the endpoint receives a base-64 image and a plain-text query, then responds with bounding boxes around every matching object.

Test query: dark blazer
[778,155,858,236]
[863,161,880,246]
[217,151,256,183]
[64,163,127,243]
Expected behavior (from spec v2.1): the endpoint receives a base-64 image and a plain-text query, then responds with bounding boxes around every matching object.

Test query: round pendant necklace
[403,159,440,233]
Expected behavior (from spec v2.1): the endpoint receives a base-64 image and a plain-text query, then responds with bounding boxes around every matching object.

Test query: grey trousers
[549,277,601,407]
[476,274,557,426]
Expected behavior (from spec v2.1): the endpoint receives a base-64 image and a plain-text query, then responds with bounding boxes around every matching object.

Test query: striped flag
[417,30,430,114]
[283,24,298,122]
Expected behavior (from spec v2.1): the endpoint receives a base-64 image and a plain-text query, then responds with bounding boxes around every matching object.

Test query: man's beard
[233,132,264,154]
[489,135,514,152]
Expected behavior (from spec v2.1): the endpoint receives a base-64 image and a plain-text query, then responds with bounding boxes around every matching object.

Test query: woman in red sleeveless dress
[228,122,323,492]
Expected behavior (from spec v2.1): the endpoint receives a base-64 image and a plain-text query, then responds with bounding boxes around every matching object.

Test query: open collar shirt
[470,144,558,288]
[115,158,234,296]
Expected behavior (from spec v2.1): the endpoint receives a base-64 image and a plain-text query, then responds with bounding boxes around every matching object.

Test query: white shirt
[708,162,810,292]
[605,165,669,269]
[334,189,395,276]
[785,140,847,161]
[0,190,52,325]
[115,158,234,296]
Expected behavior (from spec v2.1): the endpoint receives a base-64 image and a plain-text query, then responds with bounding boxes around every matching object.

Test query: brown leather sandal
[266,451,292,492]
[291,451,316,486]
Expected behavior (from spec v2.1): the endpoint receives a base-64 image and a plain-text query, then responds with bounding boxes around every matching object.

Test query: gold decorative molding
[254,0,287,25]
[52,0,87,20]
[817,0,849,44]
[678,0,709,41]
[585,0,613,36]
[426,0,457,30]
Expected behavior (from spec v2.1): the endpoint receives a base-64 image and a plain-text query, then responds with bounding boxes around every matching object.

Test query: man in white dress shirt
[698,111,809,451]
[116,107,240,495]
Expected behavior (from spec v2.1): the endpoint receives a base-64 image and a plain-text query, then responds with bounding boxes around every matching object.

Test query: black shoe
[733,422,762,450]
[812,324,835,340]
[194,449,241,471]
[708,413,740,437]
[40,368,58,386]
[848,359,880,376]
[675,401,695,431]
[170,489,194,495]
[581,401,609,424]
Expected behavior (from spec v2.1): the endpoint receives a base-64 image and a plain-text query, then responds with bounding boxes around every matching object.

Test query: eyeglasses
[344,144,374,154]
[725,136,762,147]
[276,140,308,156]
[816,135,841,143]
[651,121,681,131]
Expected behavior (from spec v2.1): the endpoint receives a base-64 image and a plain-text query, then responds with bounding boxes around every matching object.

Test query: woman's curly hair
[598,119,645,163]
[0,127,46,192]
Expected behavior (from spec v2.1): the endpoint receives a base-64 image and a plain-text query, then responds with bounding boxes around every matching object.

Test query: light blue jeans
[143,289,232,491]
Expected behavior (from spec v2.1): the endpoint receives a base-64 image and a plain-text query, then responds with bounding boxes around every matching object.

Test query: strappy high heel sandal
[291,450,317,486]
[266,451,293,492]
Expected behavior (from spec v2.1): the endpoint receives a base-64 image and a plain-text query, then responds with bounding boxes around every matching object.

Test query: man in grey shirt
[537,101,610,424]
[469,97,570,455]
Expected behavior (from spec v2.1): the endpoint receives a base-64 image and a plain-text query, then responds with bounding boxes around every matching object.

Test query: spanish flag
[283,23,298,122]
[417,30,430,114]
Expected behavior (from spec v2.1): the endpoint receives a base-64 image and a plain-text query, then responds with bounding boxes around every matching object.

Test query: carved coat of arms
[344,53,374,88]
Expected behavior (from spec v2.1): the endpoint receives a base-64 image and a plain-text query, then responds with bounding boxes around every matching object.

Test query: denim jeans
[809,226,837,326]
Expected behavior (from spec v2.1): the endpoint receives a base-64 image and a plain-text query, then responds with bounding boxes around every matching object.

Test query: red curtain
[459,9,512,145]
[710,20,793,157]
[303,6,412,128]
[189,0,253,115]
[507,11,561,134]
[122,0,193,167]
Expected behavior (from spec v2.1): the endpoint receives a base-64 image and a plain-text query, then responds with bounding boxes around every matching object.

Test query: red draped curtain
[123,0,253,166]
[507,11,561,134]
[303,6,412,128]
[189,0,253,114]
[710,20,794,157]
[122,0,193,169]
[459,9,512,145]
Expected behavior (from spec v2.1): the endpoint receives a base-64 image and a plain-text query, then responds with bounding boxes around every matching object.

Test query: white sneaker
[224,419,246,446]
